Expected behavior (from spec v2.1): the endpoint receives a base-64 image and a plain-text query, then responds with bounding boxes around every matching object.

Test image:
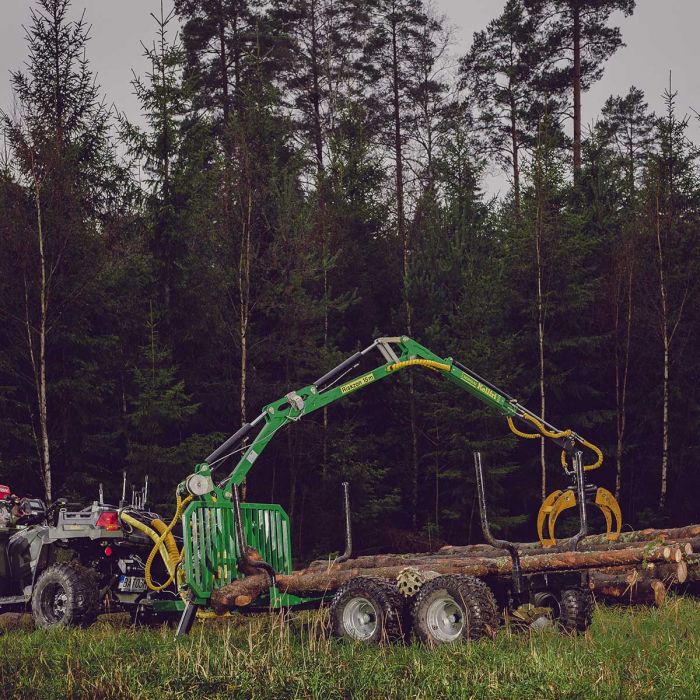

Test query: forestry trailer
[136,335,624,643]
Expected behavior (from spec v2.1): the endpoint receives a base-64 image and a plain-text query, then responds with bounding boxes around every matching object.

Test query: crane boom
[188,336,601,497]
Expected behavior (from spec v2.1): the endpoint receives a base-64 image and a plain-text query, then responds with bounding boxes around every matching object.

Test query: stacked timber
[210,524,700,613]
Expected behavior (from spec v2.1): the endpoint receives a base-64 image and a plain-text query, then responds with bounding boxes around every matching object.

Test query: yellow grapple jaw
[536,486,622,547]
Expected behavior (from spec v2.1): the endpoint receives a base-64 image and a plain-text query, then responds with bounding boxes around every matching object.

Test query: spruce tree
[126,309,200,504]
[1,0,119,500]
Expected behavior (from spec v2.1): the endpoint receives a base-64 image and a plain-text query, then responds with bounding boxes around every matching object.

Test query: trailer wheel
[31,562,100,629]
[411,575,498,645]
[330,577,405,644]
[558,588,594,633]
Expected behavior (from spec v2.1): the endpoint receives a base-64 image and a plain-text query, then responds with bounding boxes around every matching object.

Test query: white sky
[1,0,699,195]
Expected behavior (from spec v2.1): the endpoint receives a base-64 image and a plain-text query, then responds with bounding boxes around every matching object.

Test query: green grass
[1,598,699,700]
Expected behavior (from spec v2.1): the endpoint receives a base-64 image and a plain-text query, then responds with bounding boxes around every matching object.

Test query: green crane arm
[183,336,601,498]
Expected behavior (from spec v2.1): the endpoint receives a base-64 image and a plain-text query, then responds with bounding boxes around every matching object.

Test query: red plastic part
[0,485,11,497]
[96,510,120,531]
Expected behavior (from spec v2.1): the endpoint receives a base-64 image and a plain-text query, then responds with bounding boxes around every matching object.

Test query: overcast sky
[2,0,699,194]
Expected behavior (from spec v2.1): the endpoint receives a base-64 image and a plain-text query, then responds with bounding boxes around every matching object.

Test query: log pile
[210,525,700,614]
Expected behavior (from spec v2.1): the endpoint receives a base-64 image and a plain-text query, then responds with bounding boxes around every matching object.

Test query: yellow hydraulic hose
[508,413,572,440]
[507,414,603,471]
[143,494,193,592]
[150,518,179,565]
[561,437,604,471]
[386,359,451,373]
[120,512,175,577]
[507,415,541,439]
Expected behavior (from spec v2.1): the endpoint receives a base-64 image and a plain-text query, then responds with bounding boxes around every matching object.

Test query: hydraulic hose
[119,512,175,577]
[150,518,180,565]
[507,414,603,471]
[386,359,451,373]
[507,414,572,440]
[143,494,193,592]
[561,437,603,471]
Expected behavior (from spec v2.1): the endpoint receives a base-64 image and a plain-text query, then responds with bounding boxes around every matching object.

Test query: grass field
[0,598,698,700]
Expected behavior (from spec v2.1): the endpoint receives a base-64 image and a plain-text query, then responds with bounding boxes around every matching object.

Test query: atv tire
[411,574,498,645]
[558,587,594,634]
[330,576,406,644]
[31,562,100,629]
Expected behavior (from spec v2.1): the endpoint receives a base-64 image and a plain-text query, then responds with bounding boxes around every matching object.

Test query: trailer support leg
[175,600,198,637]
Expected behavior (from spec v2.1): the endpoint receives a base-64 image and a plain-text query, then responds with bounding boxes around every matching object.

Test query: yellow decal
[458,371,501,403]
[340,372,376,395]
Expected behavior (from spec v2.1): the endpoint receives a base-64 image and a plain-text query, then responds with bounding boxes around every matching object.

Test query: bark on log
[438,525,700,556]
[589,570,666,606]
[686,556,700,581]
[649,560,688,585]
[211,542,681,612]
[305,537,700,575]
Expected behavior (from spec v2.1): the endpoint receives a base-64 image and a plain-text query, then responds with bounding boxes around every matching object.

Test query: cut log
[589,569,666,606]
[686,556,700,582]
[211,542,681,612]
[649,560,688,585]
[305,537,700,575]
[589,569,667,607]
[438,526,700,556]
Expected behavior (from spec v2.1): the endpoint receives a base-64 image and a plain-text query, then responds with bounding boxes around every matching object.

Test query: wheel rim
[532,591,560,629]
[40,582,68,623]
[426,595,464,642]
[342,597,378,640]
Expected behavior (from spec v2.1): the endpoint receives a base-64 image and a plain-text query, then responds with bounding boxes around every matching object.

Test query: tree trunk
[509,87,520,216]
[615,255,633,501]
[656,192,670,510]
[309,0,324,174]
[28,178,52,502]
[572,5,582,178]
[390,7,419,528]
[238,186,252,500]
[534,138,547,501]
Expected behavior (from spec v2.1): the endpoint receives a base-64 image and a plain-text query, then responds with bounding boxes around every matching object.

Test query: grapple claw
[537,490,562,547]
[594,487,622,541]
[547,489,577,544]
[536,484,623,546]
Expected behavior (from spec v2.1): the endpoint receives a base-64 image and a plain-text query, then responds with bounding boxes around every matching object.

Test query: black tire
[411,574,499,645]
[558,588,594,634]
[330,576,405,644]
[31,562,100,629]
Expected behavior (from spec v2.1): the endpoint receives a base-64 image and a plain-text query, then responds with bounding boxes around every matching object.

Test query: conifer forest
[2,0,699,560]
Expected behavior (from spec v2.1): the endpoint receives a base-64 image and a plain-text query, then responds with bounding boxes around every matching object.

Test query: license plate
[118,576,147,593]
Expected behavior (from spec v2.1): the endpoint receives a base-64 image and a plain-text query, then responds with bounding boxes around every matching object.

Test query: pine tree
[526,0,636,178]
[460,0,556,214]
[598,86,654,199]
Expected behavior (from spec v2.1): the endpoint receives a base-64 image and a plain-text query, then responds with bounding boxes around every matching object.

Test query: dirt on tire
[330,576,406,644]
[31,562,100,629]
[411,574,499,645]
[558,587,594,633]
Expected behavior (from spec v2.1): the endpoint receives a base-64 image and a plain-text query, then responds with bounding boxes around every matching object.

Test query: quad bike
[0,478,178,629]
